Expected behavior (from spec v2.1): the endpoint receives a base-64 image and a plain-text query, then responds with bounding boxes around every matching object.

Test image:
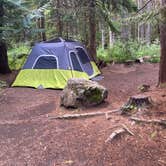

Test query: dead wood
[49,109,120,120]
[105,125,134,143]
[105,112,112,120]
[105,128,125,143]
[130,117,166,127]
[121,124,135,136]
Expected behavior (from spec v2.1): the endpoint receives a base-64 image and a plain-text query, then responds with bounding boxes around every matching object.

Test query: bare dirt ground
[0,63,166,166]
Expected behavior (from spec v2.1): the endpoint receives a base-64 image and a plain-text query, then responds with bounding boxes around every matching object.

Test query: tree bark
[40,12,47,41]
[0,1,11,74]
[109,30,115,47]
[137,0,145,41]
[101,29,105,49]
[56,0,63,37]
[145,1,152,45]
[158,1,166,85]
[88,0,97,61]
[0,42,11,74]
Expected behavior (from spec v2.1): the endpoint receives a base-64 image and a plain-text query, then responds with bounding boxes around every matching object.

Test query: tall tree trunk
[66,22,69,39]
[137,0,145,41]
[56,0,63,37]
[158,0,166,85]
[40,12,46,41]
[36,18,41,41]
[109,30,115,47]
[83,11,89,47]
[121,12,131,41]
[0,1,11,74]
[88,0,97,61]
[101,29,105,49]
[145,1,152,45]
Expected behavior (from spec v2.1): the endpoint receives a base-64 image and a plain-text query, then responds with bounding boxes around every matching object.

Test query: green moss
[84,88,102,103]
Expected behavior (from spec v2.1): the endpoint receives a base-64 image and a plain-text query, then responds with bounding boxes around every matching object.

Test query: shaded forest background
[0,0,165,84]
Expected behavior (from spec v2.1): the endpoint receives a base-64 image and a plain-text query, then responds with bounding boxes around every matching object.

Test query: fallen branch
[105,112,111,120]
[121,124,135,136]
[49,109,120,120]
[105,128,125,143]
[105,125,134,143]
[130,117,166,127]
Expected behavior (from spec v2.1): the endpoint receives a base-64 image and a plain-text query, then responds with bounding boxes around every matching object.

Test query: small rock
[60,78,108,108]
[139,84,150,92]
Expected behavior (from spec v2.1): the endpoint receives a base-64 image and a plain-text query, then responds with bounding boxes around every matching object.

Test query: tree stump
[121,95,153,115]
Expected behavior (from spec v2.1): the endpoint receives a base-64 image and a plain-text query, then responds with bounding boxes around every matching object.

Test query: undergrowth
[97,40,160,63]
[8,43,31,70]
[8,40,160,71]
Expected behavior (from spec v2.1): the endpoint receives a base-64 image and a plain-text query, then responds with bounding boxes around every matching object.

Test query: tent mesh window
[34,56,58,69]
[76,47,89,64]
[70,52,82,72]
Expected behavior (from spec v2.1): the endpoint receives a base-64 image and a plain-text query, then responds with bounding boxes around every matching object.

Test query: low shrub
[97,40,160,63]
[8,43,31,70]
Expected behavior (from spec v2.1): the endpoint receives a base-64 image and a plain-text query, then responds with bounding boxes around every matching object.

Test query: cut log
[121,95,153,115]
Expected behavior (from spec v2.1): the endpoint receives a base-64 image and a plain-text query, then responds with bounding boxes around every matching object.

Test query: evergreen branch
[137,0,153,13]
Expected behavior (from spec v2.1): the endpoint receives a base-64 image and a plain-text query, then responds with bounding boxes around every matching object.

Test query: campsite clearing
[0,63,166,166]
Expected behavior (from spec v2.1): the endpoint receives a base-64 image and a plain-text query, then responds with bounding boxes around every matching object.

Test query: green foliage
[8,43,31,70]
[97,47,111,62]
[97,41,137,63]
[109,41,136,62]
[136,42,160,57]
[97,40,160,63]
[97,0,137,33]
[1,0,51,44]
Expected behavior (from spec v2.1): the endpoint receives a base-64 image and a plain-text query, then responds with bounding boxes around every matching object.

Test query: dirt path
[0,63,166,166]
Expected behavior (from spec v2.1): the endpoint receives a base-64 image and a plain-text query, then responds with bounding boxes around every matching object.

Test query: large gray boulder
[60,78,108,108]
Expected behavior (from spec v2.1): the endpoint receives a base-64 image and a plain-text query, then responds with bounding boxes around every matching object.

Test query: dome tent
[12,38,100,89]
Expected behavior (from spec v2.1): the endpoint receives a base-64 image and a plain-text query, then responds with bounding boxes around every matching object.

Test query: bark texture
[40,12,46,41]
[159,1,166,85]
[0,1,11,74]
[88,0,97,61]
[56,0,63,37]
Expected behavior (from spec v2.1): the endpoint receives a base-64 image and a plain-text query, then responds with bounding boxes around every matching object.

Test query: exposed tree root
[49,109,120,120]
[130,117,166,127]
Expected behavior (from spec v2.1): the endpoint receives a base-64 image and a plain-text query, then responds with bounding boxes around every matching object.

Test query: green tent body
[12,38,100,89]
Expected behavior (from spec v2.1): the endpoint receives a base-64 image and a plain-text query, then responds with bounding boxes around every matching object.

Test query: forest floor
[0,63,166,166]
